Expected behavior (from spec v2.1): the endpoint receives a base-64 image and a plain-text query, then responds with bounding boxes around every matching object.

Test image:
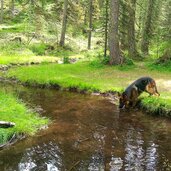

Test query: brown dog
[118,77,160,109]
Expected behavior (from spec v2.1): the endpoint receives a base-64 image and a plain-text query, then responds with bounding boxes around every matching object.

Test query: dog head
[118,92,129,109]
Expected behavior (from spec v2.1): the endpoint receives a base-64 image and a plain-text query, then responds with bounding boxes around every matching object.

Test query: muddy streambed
[0,83,171,171]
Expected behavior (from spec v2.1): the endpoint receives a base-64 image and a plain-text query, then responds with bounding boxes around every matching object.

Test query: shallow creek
[0,83,171,171]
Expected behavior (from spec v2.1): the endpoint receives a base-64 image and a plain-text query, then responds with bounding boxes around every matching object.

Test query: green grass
[7,62,137,92]
[147,61,171,72]
[0,43,84,65]
[150,64,171,72]
[6,61,171,117]
[0,24,26,34]
[141,92,171,117]
[0,54,59,65]
[6,61,171,91]
[0,90,48,144]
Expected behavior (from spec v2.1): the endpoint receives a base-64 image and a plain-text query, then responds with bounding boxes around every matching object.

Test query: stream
[0,82,171,171]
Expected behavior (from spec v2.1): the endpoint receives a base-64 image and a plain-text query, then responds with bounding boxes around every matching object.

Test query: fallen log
[0,121,15,128]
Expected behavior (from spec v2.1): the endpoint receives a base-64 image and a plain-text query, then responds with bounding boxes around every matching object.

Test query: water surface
[0,83,171,171]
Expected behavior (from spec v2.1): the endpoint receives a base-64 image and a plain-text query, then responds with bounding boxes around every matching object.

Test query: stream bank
[4,62,171,118]
[1,74,171,118]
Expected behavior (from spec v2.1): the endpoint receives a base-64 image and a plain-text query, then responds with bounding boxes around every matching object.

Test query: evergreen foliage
[0,0,170,63]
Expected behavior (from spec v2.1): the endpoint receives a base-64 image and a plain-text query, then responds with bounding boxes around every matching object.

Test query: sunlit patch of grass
[6,62,134,92]
[0,90,48,144]
[0,54,59,65]
[6,62,171,93]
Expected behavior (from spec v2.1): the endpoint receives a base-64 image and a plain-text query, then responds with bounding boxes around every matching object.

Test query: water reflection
[145,142,158,171]
[18,142,63,171]
[88,152,105,171]
[125,128,145,170]
[109,157,123,171]
[85,126,160,170]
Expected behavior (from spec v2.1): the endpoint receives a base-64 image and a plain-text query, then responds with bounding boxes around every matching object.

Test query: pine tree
[108,0,122,65]
[0,0,3,23]
[127,0,140,59]
[59,0,68,47]
[88,0,93,49]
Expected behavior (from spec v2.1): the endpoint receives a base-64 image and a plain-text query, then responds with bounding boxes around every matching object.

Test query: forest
[0,0,170,63]
[0,0,171,170]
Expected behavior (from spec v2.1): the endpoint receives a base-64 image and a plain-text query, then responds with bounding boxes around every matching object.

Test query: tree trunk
[141,0,154,55]
[11,0,15,18]
[59,0,68,47]
[84,9,87,25]
[127,0,139,59]
[108,0,122,65]
[88,0,93,50]
[120,0,128,50]
[0,0,3,23]
[104,0,109,57]
[136,0,147,43]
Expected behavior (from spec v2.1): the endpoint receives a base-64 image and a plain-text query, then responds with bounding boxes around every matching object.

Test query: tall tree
[0,0,3,23]
[10,0,15,18]
[88,0,93,49]
[127,0,139,59]
[59,0,68,47]
[104,0,109,57]
[108,0,122,65]
[119,0,128,50]
[136,0,148,42]
[141,0,155,55]
[161,0,171,40]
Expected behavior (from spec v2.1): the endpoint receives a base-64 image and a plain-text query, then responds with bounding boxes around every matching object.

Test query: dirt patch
[157,79,171,92]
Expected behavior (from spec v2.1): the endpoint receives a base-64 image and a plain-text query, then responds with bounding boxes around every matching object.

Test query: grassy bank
[0,90,48,145]
[5,61,171,117]
[140,93,171,117]
[0,54,59,65]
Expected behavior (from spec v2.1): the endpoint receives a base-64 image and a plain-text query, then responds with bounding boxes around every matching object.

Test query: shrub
[29,43,47,56]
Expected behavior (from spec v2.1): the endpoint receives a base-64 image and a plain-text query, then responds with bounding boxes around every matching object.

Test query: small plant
[29,43,48,56]
[89,59,104,68]
[0,129,11,144]
[63,56,70,64]
[101,55,110,65]
[123,57,134,66]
